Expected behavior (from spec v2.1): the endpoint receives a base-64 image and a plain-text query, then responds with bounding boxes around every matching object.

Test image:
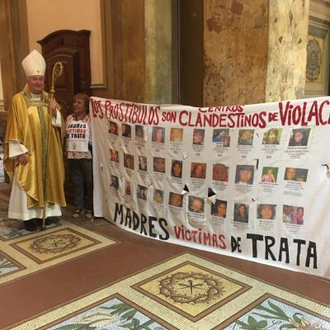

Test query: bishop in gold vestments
[4,50,66,230]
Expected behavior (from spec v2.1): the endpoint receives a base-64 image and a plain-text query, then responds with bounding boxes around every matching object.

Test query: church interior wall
[26,0,104,86]
[1,0,329,113]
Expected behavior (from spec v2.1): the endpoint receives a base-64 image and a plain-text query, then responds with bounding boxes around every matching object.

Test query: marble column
[145,0,173,104]
[204,0,269,106]
[265,0,310,102]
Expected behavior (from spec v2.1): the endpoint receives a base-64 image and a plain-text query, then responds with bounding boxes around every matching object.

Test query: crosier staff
[49,62,64,100]
[41,61,64,230]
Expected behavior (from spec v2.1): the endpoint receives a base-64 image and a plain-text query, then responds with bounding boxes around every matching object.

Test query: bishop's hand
[48,99,57,117]
[16,152,30,165]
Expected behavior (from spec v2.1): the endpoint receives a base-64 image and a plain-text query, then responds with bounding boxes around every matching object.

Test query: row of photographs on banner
[108,176,304,226]
[109,151,308,184]
[107,121,308,228]
[109,121,312,148]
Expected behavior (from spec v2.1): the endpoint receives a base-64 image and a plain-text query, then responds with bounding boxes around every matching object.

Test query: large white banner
[91,96,330,279]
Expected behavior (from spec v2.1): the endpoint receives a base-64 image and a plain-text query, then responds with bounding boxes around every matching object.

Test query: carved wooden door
[38,30,92,204]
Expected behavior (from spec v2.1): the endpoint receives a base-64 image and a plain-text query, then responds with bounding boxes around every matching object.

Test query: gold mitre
[22,49,46,76]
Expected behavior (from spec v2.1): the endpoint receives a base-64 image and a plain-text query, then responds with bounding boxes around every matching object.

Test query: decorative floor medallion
[10,254,330,330]
[133,261,250,321]
[0,220,116,285]
[10,227,100,263]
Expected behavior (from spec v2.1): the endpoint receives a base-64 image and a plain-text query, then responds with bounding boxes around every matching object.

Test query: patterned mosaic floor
[12,253,330,330]
[0,211,116,285]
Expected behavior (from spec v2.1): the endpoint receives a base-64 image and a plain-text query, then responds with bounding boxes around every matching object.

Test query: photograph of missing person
[283,205,304,225]
[262,128,282,145]
[169,192,183,207]
[223,135,231,147]
[153,189,164,204]
[125,181,132,196]
[212,163,229,182]
[138,156,147,171]
[171,160,183,178]
[122,123,132,138]
[212,129,230,143]
[293,207,304,225]
[137,185,148,201]
[238,129,254,146]
[188,196,205,213]
[110,148,119,163]
[190,162,207,179]
[124,153,134,170]
[192,129,205,145]
[110,175,119,190]
[170,128,183,142]
[261,167,278,183]
[257,204,276,220]
[153,157,166,173]
[152,127,165,143]
[235,165,254,185]
[284,167,308,182]
[135,125,144,139]
[234,203,249,223]
[211,200,227,218]
[288,128,311,147]
[109,121,118,135]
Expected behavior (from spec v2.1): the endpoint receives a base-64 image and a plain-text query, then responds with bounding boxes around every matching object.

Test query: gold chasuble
[4,88,66,209]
